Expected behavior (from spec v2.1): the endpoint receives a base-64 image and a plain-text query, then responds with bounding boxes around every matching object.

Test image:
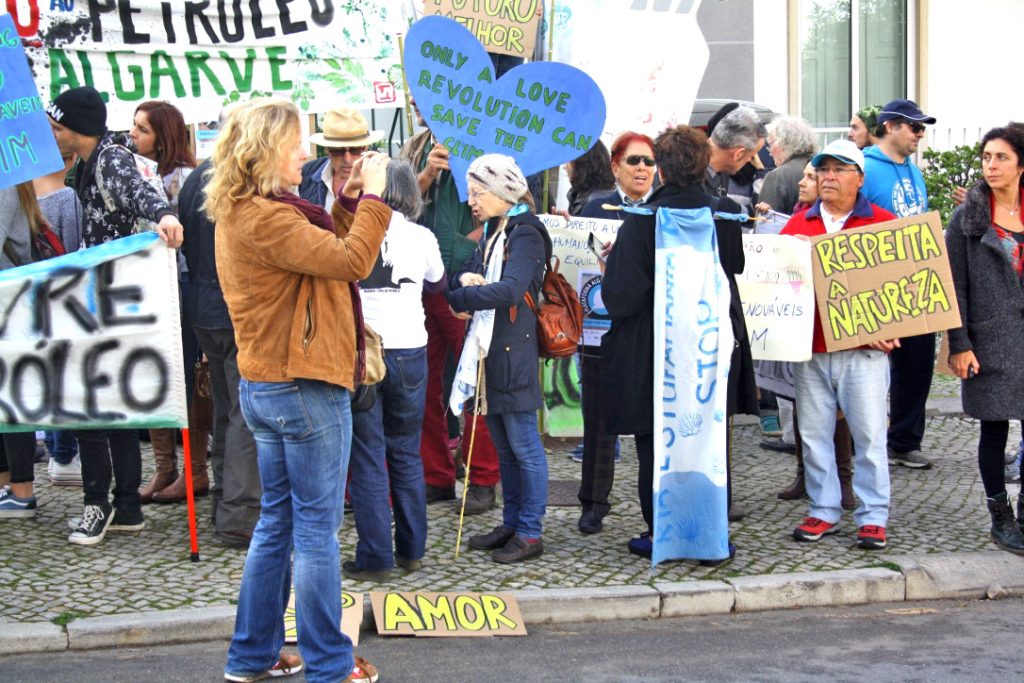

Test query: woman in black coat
[447,154,551,565]
[600,125,758,560]
[946,124,1024,555]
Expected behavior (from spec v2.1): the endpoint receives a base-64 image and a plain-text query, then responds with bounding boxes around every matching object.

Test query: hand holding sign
[405,16,606,200]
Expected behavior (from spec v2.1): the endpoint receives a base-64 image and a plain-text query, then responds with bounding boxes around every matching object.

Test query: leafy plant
[922,142,982,225]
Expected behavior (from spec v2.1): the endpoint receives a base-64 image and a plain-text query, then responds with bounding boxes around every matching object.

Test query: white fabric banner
[652,207,732,565]
[0,233,186,432]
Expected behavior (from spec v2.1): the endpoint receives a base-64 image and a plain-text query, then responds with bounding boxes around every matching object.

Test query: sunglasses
[623,154,656,167]
[908,122,926,134]
[328,146,367,157]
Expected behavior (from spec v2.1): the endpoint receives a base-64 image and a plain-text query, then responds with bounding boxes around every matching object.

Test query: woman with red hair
[579,132,657,220]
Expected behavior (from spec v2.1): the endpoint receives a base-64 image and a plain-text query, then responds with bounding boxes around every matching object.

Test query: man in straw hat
[299,107,383,212]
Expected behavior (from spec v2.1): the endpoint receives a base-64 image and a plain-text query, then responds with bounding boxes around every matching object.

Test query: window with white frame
[799,0,912,129]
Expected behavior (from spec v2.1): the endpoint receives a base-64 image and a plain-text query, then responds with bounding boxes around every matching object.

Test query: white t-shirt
[318,162,338,213]
[360,212,445,349]
[820,206,853,234]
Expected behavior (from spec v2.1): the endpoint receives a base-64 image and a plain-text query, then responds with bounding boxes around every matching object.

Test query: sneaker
[50,455,83,486]
[225,653,304,681]
[341,560,392,582]
[759,414,782,437]
[109,508,145,532]
[887,447,932,469]
[857,525,887,550]
[760,438,797,454]
[627,531,652,558]
[68,504,113,546]
[792,517,840,542]
[343,656,379,683]
[567,442,584,459]
[0,487,37,518]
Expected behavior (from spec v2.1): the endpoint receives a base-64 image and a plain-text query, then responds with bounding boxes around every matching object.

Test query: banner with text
[423,0,542,59]
[0,13,63,189]
[0,233,186,432]
[371,591,526,637]
[736,234,814,362]
[2,1,405,125]
[810,211,960,352]
[405,15,606,200]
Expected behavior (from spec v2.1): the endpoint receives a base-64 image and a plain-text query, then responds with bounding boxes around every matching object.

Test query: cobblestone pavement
[1,388,1020,627]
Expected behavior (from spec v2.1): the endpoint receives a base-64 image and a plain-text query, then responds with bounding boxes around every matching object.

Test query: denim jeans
[794,350,891,527]
[226,379,353,683]
[485,410,548,540]
[44,431,78,465]
[349,346,429,570]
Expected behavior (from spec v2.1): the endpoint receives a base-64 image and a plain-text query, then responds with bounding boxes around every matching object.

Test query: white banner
[736,234,814,362]
[2,1,406,125]
[0,233,186,432]
[652,207,731,566]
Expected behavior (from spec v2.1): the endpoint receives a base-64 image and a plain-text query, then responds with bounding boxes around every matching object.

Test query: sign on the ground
[0,233,187,432]
[285,590,363,646]
[423,0,542,59]
[370,591,527,636]
[810,212,961,351]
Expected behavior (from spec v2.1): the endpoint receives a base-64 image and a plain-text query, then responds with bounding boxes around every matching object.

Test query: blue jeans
[349,347,428,570]
[226,379,353,683]
[794,350,891,527]
[44,431,78,465]
[485,411,548,540]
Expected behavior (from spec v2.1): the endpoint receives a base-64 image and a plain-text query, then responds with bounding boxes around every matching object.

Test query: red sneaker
[343,657,379,683]
[793,517,840,542]
[857,525,887,550]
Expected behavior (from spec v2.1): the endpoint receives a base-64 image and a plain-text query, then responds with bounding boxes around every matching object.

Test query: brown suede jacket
[215,195,391,390]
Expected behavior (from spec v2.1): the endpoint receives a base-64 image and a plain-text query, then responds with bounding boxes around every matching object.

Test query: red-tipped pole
[181,426,200,562]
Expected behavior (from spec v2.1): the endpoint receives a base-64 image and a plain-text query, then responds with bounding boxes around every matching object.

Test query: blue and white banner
[0,233,186,432]
[652,207,733,566]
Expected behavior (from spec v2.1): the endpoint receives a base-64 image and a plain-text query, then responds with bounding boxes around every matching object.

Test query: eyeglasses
[623,155,656,167]
[814,166,860,178]
[328,146,367,157]
[468,188,492,200]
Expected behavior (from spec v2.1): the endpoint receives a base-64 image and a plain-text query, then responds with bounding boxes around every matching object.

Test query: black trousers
[0,432,39,483]
[887,332,936,453]
[75,429,141,513]
[978,420,1020,498]
[577,352,618,516]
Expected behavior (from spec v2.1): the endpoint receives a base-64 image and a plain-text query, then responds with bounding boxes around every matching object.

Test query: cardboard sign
[405,16,606,200]
[810,212,961,351]
[370,591,526,637]
[9,1,405,125]
[0,14,64,189]
[737,234,814,361]
[0,233,187,432]
[423,0,542,59]
[284,590,362,646]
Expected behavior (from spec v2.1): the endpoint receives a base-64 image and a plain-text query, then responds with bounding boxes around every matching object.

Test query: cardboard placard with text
[810,211,961,352]
[284,590,362,646]
[423,0,543,58]
[370,591,526,637]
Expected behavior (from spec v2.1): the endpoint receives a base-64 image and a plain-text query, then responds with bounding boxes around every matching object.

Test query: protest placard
[7,1,405,125]
[370,591,526,637]
[0,233,187,432]
[0,14,64,189]
[736,234,814,361]
[810,211,961,352]
[404,16,606,200]
[285,590,363,646]
[423,0,542,59]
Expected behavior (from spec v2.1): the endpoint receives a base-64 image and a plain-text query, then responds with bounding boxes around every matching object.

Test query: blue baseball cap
[877,99,936,125]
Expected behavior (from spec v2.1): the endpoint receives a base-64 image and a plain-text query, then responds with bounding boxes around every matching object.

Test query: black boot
[1018,494,1024,536]
[986,492,1024,555]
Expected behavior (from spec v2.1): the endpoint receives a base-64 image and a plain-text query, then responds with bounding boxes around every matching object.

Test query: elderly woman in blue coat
[447,154,551,564]
[946,124,1024,555]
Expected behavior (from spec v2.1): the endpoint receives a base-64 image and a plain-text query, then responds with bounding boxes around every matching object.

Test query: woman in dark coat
[946,123,1024,555]
[600,125,758,559]
[448,154,551,564]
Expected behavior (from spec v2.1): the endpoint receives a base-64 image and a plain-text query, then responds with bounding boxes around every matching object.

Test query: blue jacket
[180,159,232,330]
[862,145,928,217]
[297,157,330,208]
[447,212,550,414]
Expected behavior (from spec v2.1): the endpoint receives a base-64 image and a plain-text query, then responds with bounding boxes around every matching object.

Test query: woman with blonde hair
[210,99,388,683]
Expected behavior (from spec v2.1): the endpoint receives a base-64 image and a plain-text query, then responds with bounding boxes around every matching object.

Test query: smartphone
[587,232,607,263]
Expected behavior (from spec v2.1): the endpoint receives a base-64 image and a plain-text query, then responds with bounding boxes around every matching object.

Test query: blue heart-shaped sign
[405,16,606,200]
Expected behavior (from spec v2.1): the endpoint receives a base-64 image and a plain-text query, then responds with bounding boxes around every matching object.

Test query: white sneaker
[68,504,113,546]
[50,455,82,486]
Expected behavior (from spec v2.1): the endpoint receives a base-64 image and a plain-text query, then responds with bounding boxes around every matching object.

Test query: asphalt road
[1,597,1017,682]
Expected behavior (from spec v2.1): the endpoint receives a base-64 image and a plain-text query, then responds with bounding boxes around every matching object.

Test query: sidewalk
[2,374,1023,654]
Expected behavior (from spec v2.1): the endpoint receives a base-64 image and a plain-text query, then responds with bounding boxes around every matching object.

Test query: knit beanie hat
[46,86,107,137]
[467,154,529,205]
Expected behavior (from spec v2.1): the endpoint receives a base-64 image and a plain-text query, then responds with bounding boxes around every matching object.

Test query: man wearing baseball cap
[781,139,898,551]
[46,85,183,547]
[862,98,937,471]
[298,107,383,212]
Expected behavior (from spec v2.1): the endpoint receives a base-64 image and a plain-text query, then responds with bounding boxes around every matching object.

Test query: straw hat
[309,108,383,148]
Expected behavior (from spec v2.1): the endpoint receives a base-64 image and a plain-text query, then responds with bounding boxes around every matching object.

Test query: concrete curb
[7,551,1022,655]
